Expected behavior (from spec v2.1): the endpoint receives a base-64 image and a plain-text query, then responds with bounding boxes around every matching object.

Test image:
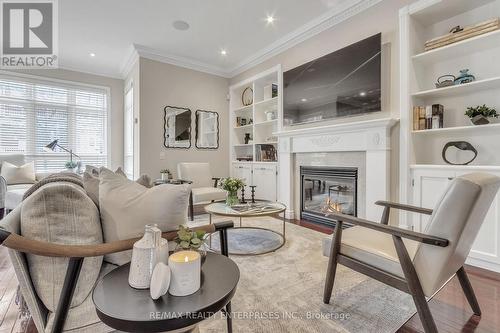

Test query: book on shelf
[424,18,500,51]
[413,104,443,131]
[255,144,277,162]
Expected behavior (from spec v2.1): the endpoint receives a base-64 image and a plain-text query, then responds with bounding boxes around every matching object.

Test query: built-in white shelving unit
[400,0,500,272]
[228,65,282,202]
[229,65,281,163]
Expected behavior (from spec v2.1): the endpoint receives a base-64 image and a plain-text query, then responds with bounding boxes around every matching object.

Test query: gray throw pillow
[21,182,103,312]
[82,169,153,207]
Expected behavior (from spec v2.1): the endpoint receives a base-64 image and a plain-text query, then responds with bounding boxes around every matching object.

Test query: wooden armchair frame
[323,201,481,333]
[0,220,234,333]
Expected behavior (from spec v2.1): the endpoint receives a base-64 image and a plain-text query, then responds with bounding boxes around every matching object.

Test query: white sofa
[0,154,48,217]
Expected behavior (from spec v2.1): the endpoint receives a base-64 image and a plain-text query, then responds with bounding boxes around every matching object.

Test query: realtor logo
[0,0,58,68]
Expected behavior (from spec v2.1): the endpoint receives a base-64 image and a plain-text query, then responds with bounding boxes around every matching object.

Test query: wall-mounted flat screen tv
[283,33,381,126]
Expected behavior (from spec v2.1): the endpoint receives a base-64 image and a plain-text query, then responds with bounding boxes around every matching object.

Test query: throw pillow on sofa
[83,169,152,206]
[0,161,36,185]
[99,168,190,265]
[21,180,103,312]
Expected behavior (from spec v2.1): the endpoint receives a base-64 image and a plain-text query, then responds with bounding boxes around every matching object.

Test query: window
[123,84,134,179]
[0,73,109,172]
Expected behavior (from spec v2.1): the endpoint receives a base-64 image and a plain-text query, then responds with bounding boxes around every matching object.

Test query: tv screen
[283,33,381,125]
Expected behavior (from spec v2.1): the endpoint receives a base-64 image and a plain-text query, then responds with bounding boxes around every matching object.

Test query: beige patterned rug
[189,215,416,333]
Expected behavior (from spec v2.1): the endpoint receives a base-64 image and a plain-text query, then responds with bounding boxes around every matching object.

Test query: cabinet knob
[447,177,454,180]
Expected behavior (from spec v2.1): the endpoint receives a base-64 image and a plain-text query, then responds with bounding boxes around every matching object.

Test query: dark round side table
[92,252,239,333]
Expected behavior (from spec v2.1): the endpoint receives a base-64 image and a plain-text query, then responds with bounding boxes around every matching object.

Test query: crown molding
[227,0,384,77]
[57,64,123,80]
[132,44,231,78]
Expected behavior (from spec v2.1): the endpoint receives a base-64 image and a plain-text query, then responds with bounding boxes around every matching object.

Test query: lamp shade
[44,139,59,152]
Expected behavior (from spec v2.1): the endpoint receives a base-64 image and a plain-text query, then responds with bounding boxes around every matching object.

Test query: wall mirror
[195,110,219,149]
[164,106,191,148]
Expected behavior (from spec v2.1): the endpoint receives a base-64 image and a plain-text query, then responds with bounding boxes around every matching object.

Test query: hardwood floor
[0,219,499,333]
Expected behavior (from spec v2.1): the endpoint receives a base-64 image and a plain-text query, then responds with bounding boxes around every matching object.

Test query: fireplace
[300,166,358,227]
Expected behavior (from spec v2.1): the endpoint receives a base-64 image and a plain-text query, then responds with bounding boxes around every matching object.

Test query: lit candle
[168,250,201,296]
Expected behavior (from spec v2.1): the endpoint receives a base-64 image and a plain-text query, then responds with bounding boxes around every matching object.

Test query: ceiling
[58,0,379,78]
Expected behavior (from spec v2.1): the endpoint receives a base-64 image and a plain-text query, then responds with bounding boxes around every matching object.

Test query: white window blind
[0,74,109,172]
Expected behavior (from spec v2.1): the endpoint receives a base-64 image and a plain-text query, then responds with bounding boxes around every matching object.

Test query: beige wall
[230,0,412,206]
[138,57,229,179]
[8,68,124,169]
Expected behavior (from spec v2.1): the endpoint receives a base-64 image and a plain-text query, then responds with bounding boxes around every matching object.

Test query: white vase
[128,224,169,289]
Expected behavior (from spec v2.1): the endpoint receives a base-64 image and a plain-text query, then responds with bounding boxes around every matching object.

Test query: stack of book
[413,104,444,131]
[424,18,500,51]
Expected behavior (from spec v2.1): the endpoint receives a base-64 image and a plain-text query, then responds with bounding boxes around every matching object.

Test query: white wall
[138,57,229,179]
[7,68,124,169]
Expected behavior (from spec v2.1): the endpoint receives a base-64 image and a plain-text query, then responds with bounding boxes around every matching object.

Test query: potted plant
[465,104,498,125]
[64,161,78,172]
[174,225,208,261]
[160,169,172,181]
[219,177,245,206]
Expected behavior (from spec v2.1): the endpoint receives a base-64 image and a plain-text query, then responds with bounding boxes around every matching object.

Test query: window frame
[0,70,111,171]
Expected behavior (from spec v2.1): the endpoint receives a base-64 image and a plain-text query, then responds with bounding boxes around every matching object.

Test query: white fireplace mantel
[275,118,399,220]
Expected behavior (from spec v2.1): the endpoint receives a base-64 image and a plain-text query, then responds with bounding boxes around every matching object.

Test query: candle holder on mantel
[250,186,257,203]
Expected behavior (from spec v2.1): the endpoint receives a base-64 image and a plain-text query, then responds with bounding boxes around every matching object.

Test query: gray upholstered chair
[323,173,500,333]
[177,163,227,220]
[0,179,233,333]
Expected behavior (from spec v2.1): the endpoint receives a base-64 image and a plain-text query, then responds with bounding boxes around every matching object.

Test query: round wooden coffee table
[205,201,286,255]
[93,252,239,332]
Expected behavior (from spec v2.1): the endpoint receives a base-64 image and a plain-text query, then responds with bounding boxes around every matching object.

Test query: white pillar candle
[168,250,201,296]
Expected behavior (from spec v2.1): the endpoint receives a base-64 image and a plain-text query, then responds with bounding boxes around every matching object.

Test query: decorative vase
[454,69,475,85]
[161,173,168,181]
[128,224,169,289]
[244,133,251,144]
[226,190,239,206]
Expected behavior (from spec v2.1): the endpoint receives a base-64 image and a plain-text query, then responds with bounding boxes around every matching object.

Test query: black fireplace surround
[300,166,358,227]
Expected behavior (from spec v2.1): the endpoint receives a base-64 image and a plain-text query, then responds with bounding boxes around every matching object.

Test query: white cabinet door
[231,163,253,196]
[412,168,500,272]
[252,164,277,201]
[412,169,455,232]
[456,170,500,271]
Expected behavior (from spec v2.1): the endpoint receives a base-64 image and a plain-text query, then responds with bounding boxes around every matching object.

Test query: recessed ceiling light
[359,91,367,97]
[301,98,307,102]
[266,15,275,24]
[173,20,190,31]
[89,53,95,57]
[220,49,227,56]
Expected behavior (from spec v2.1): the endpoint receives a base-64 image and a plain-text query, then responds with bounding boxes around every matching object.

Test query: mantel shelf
[412,29,500,66]
[412,122,500,134]
[412,76,500,99]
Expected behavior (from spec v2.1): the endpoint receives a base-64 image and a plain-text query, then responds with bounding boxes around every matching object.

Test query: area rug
[189,215,416,333]
[209,227,284,255]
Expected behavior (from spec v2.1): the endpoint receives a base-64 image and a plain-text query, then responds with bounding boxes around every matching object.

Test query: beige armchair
[323,173,500,333]
[177,163,227,221]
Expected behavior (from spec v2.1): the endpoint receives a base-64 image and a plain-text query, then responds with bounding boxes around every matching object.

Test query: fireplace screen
[300,166,357,226]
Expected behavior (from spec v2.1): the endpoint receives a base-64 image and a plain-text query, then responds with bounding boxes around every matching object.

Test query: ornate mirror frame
[164,106,192,149]
[195,109,219,149]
